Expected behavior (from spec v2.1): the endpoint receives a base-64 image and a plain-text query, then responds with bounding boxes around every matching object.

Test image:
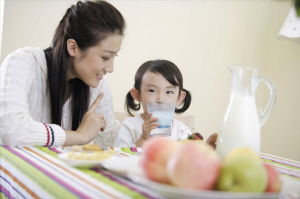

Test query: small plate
[58,152,111,168]
[101,155,142,176]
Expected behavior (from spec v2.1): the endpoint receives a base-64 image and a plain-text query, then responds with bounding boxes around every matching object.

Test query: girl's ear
[67,39,78,57]
[130,88,141,102]
[176,90,186,106]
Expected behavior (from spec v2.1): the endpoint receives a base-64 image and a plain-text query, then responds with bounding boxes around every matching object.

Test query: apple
[263,163,281,192]
[216,155,268,192]
[140,137,180,184]
[222,146,261,163]
[181,132,204,143]
[188,132,203,140]
[166,142,221,190]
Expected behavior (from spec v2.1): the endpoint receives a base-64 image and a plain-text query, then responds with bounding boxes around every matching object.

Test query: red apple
[263,163,281,192]
[166,142,221,190]
[140,137,180,184]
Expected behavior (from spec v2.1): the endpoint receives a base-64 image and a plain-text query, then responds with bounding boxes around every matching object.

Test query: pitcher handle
[257,77,276,127]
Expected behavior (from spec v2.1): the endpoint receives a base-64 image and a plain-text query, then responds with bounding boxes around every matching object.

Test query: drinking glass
[147,101,176,137]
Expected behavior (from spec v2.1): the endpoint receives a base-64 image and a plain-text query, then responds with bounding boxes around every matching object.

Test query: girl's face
[67,34,122,88]
[133,71,186,114]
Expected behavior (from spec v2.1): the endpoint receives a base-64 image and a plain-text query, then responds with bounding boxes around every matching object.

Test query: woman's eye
[102,57,109,61]
[167,91,174,94]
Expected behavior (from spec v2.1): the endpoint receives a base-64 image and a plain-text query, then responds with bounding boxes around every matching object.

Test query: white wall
[0,0,4,61]
[1,0,299,160]
[262,1,300,160]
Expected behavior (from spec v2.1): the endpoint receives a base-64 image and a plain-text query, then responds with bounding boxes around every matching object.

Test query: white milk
[151,111,174,128]
[216,94,261,158]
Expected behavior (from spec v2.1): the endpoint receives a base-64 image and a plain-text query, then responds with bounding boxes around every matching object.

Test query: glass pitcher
[216,66,276,158]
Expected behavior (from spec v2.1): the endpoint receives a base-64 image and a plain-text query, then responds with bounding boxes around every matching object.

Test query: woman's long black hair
[125,60,192,116]
[44,0,126,130]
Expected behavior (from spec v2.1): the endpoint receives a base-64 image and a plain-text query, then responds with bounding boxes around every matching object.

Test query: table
[1,146,299,199]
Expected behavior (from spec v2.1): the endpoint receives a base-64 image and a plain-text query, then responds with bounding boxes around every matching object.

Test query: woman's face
[69,34,122,88]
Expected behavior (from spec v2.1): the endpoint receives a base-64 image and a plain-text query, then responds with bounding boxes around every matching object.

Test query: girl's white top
[0,47,120,147]
[114,114,192,147]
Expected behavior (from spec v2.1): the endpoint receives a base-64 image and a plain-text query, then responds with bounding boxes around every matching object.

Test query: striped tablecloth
[260,153,300,180]
[1,146,300,199]
[0,146,162,199]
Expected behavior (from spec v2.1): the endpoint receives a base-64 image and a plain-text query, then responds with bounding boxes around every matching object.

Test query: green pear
[217,156,267,192]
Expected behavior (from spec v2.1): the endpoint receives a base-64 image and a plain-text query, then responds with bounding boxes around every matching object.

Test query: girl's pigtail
[125,91,140,116]
[175,88,192,114]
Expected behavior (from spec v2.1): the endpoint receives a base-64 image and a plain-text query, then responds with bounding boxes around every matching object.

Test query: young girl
[114,59,192,147]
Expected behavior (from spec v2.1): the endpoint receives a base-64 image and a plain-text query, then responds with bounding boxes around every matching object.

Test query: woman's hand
[76,93,106,143]
[142,113,159,140]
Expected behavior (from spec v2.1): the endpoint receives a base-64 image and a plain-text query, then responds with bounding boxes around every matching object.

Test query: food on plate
[71,144,102,152]
[188,132,203,140]
[216,147,268,192]
[263,163,282,192]
[140,137,180,184]
[181,132,204,143]
[82,144,102,151]
[67,150,115,161]
[139,138,280,194]
[71,145,84,152]
[206,133,218,150]
[167,142,221,190]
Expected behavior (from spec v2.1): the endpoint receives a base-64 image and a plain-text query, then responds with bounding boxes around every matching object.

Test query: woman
[0,0,126,147]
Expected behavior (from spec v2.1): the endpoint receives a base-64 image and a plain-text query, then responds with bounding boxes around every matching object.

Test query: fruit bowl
[128,171,279,199]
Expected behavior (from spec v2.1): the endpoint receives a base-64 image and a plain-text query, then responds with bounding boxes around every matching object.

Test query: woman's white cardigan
[0,47,120,147]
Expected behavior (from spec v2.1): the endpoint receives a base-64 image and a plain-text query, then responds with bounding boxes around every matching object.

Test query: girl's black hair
[125,60,192,116]
[44,0,126,130]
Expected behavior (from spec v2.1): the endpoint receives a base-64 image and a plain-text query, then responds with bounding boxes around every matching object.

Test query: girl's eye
[167,91,174,94]
[102,57,109,61]
[149,89,156,93]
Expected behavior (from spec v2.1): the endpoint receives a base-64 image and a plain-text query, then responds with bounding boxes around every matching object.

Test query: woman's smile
[96,74,103,80]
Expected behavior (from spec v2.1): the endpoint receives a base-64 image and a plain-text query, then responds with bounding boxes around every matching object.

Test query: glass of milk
[147,101,176,137]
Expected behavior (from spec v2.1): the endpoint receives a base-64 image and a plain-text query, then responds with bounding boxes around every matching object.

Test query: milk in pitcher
[216,65,276,159]
[217,94,261,158]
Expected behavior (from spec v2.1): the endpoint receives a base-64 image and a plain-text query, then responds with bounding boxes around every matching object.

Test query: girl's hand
[142,113,159,140]
[76,93,106,143]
